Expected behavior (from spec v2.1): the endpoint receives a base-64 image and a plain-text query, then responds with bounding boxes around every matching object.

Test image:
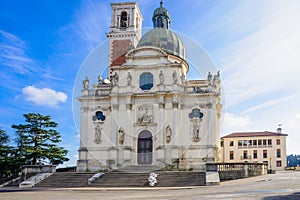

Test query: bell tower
[106,2,143,76]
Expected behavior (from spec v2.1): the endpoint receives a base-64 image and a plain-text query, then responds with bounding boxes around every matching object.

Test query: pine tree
[11,113,69,165]
[0,128,17,177]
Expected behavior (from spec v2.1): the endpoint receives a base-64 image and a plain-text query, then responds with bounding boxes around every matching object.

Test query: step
[35,171,206,188]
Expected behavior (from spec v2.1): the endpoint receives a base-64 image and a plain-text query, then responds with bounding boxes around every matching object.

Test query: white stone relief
[98,75,104,85]
[180,74,185,85]
[94,124,102,144]
[137,105,153,124]
[111,72,119,85]
[165,125,172,143]
[192,119,201,141]
[159,70,164,84]
[118,127,125,145]
[83,77,89,90]
[127,72,132,86]
[172,70,178,84]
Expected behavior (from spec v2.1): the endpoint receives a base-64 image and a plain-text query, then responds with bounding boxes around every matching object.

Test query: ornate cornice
[126,46,168,58]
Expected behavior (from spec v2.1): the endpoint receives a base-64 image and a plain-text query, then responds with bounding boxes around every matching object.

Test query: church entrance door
[137,130,152,164]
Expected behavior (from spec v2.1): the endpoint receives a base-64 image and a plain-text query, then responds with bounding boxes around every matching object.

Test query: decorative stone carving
[213,70,221,93]
[165,125,172,143]
[127,72,132,86]
[137,105,153,124]
[159,70,164,84]
[83,77,89,90]
[180,74,185,85]
[172,71,178,84]
[207,72,212,83]
[189,108,203,142]
[111,72,119,85]
[192,119,201,141]
[98,75,104,85]
[94,124,102,144]
[118,127,125,145]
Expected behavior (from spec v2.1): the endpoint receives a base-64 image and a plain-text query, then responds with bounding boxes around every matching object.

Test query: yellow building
[220,129,287,170]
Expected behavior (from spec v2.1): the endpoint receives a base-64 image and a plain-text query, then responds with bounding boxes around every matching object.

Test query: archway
[137,130,153,164]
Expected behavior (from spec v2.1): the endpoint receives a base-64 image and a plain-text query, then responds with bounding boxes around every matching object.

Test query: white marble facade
[77,2,222,172]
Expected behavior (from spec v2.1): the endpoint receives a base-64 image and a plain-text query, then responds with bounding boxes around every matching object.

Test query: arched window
[157,17,163,28]
[140,72,153,90]
[120,11,128,28]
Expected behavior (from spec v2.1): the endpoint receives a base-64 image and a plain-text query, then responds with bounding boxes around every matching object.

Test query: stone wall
[21,165,56,181]
[206,162,267,181]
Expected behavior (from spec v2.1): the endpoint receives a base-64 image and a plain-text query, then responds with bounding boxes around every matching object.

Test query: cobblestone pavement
[1,171,300,200]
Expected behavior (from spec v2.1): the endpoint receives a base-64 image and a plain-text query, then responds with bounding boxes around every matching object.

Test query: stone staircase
[35,172,93,188]
[156,171,206,187]
[115,165,163,173]
[35,171,206,188]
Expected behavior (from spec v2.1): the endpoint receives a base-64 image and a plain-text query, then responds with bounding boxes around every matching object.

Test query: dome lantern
[152,0,170,29]
[137,0,185,60]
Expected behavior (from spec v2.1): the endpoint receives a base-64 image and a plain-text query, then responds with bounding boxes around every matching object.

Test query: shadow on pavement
[263,192,300,200]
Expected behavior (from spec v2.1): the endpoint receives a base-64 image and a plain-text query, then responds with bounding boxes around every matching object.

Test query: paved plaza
[1,171,300,200]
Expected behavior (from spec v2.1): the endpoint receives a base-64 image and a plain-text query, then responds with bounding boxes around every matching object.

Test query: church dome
[137,28,186,60]
[137,1,186,60]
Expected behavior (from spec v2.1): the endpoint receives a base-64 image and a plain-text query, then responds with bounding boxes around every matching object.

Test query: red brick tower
[106,2,143,77]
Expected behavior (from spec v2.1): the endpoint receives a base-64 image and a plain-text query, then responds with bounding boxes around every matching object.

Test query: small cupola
[277,124,282,133]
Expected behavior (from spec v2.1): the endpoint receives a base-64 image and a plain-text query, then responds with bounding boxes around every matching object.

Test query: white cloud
[211,1,300,154]
[218,1,300,109]
[22,86,67,107]
[222,112,251,134]
[241,94,297,115]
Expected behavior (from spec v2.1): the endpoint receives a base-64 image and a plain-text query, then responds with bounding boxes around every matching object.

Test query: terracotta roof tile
[112,54,126,66]
[221,131,288,139]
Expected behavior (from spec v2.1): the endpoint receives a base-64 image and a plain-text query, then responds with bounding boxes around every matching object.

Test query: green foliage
[11,113,69,166]
[0,128,20,178]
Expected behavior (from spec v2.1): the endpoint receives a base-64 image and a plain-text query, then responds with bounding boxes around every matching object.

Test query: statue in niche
[94,124,102,143]
[83,77,89,90]
[180,74,185,85]
[172,71,178,84]
[118,127,125,145]
[127,72,132,86]
[165,125,172,143]
[192,120,200,141]
[138,106,152,124]
[111,72,119,85]
[159,70,164,84]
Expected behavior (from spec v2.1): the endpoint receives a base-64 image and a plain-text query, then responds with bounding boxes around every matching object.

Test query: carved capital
[81,107,89,113]
[112,104,119,110]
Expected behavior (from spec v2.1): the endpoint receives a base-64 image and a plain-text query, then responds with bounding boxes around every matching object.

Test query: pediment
[126,46,168,58]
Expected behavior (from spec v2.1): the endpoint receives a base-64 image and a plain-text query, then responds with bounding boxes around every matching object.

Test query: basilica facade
[77,1,222,172]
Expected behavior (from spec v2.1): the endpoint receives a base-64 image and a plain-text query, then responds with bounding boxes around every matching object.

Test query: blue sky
[1,0,300,167]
